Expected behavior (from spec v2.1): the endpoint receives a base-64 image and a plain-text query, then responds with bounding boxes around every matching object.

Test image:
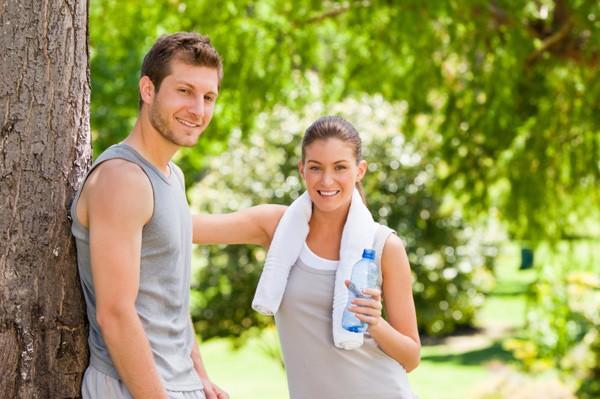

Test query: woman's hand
[345,280,383,329]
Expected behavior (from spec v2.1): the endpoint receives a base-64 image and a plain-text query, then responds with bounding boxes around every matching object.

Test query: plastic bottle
[342,249,378,333]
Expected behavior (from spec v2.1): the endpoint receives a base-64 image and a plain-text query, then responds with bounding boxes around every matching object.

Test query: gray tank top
[70,143,202,391]
[275,225,416,399]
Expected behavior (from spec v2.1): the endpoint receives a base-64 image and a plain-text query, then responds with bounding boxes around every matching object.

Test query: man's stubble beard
[149,100,201,148]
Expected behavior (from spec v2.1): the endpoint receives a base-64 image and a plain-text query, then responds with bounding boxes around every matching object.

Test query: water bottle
[342,249,378,333]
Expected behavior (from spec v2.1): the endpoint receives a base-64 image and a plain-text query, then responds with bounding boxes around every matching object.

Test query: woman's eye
[179,88,190,94]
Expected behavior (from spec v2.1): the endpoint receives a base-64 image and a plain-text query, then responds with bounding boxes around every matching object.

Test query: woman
[193,116,420,398]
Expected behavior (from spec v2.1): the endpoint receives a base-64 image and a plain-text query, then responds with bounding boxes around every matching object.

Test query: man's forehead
[166,61,219,90]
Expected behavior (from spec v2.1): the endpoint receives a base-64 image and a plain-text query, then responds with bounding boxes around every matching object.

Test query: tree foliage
[90,0,600,243]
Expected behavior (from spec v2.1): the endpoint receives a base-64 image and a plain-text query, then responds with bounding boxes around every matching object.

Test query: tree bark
[0,0,91,397]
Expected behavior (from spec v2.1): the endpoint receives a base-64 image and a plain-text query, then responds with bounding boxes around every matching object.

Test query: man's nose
[188,97,205,118]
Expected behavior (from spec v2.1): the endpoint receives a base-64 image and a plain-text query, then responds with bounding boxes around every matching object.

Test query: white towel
[252,189,378,350]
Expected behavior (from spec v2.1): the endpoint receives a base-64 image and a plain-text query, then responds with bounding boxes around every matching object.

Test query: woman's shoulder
[374,223,401,252]
[383,233,405,252]
[376,224,406,262]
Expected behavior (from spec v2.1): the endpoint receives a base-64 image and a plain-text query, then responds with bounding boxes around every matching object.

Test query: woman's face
[299,138,366,213]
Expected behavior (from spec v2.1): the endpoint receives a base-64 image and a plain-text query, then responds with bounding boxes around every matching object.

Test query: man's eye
[310,166,321,171]
[336,165,347,170]
[179,88,190,94]
[205,96,215,102]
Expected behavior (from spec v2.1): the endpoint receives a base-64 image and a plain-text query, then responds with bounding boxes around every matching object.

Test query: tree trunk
[0,0,91,397]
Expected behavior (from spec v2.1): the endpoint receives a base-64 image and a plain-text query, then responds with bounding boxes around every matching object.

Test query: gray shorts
[82,366,206,399]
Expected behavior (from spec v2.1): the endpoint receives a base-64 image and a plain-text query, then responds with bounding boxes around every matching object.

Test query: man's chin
[172,132,204,148]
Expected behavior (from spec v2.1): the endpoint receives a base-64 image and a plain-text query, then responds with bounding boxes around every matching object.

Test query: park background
[10,0,595,398]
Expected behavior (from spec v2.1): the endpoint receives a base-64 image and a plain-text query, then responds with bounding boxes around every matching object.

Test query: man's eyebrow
[173,81,218,95]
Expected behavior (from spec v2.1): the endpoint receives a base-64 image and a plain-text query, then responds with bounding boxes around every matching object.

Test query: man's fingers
[203,386,218,399]
[214,385,229,399]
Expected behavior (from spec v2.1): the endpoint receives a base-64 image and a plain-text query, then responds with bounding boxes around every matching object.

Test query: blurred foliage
[504,268,600,398]
[190,98,495,341]
[473,366,576,399]
[90,0,600,243]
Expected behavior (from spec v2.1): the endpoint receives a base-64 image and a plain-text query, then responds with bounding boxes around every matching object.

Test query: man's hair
[139,32,223,106]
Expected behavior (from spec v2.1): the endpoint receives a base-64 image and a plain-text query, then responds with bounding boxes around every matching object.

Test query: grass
[201,334,289,398]
[199,244,538,399]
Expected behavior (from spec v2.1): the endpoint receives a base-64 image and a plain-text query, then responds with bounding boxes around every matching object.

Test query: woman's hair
[301,116,367,203]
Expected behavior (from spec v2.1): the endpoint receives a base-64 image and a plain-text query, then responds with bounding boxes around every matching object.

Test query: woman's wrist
[367,317,389,338]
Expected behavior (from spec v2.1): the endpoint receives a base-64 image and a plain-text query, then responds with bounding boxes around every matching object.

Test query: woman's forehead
[304,138,355,157]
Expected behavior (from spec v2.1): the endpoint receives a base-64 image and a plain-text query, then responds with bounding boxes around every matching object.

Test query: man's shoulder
[84,159,153,226]
[91,158,150,191]
[85,159,153,214]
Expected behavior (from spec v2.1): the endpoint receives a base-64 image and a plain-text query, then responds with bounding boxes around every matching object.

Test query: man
[71,32,228,399]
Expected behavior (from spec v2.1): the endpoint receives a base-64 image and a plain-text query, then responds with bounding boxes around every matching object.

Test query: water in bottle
[342,249,378,333]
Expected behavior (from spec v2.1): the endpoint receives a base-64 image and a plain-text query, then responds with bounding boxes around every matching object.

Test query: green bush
[190,99,495,341]
[473,366,575,399]
[505,270,600,398]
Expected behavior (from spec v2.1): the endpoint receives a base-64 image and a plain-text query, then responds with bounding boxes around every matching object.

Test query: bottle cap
[362,249,376,260]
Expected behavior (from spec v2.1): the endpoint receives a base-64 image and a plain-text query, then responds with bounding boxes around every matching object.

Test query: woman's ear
[139,76,155,106]
[298,160,305,180]
[356,160,367,181]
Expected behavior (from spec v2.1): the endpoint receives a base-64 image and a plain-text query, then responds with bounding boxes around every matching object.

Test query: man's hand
[201,377,229,399]
[189,320,229,399]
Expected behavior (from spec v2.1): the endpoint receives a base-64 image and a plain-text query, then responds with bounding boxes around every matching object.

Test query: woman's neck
[309,203,350,232]
[306,203,350,259]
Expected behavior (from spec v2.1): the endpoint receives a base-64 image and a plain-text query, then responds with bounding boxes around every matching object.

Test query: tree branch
[526,19,574,66]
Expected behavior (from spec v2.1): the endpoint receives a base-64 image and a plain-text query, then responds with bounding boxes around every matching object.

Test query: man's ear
[139,76,155,106]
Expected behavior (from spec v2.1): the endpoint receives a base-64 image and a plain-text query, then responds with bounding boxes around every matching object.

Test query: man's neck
[124,116,178,176]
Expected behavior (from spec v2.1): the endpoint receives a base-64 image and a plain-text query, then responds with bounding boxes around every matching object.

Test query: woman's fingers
[350,289,383,326]
[349,303,381,316]
[361,287,382,300]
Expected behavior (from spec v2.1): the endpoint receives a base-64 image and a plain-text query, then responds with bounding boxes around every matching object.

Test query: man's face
[146,60,219,147]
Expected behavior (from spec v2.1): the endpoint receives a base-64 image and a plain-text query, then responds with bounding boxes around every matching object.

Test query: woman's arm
[349,234,421,371]
[192,204,286,248]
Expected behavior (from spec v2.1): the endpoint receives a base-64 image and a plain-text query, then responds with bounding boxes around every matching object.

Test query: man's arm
[192,204,286,248]
[188,320,229,399]
[85,159,168,398]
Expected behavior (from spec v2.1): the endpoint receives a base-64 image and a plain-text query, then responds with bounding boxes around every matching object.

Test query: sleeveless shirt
[70,143,202,391]
[274,225,416,399]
